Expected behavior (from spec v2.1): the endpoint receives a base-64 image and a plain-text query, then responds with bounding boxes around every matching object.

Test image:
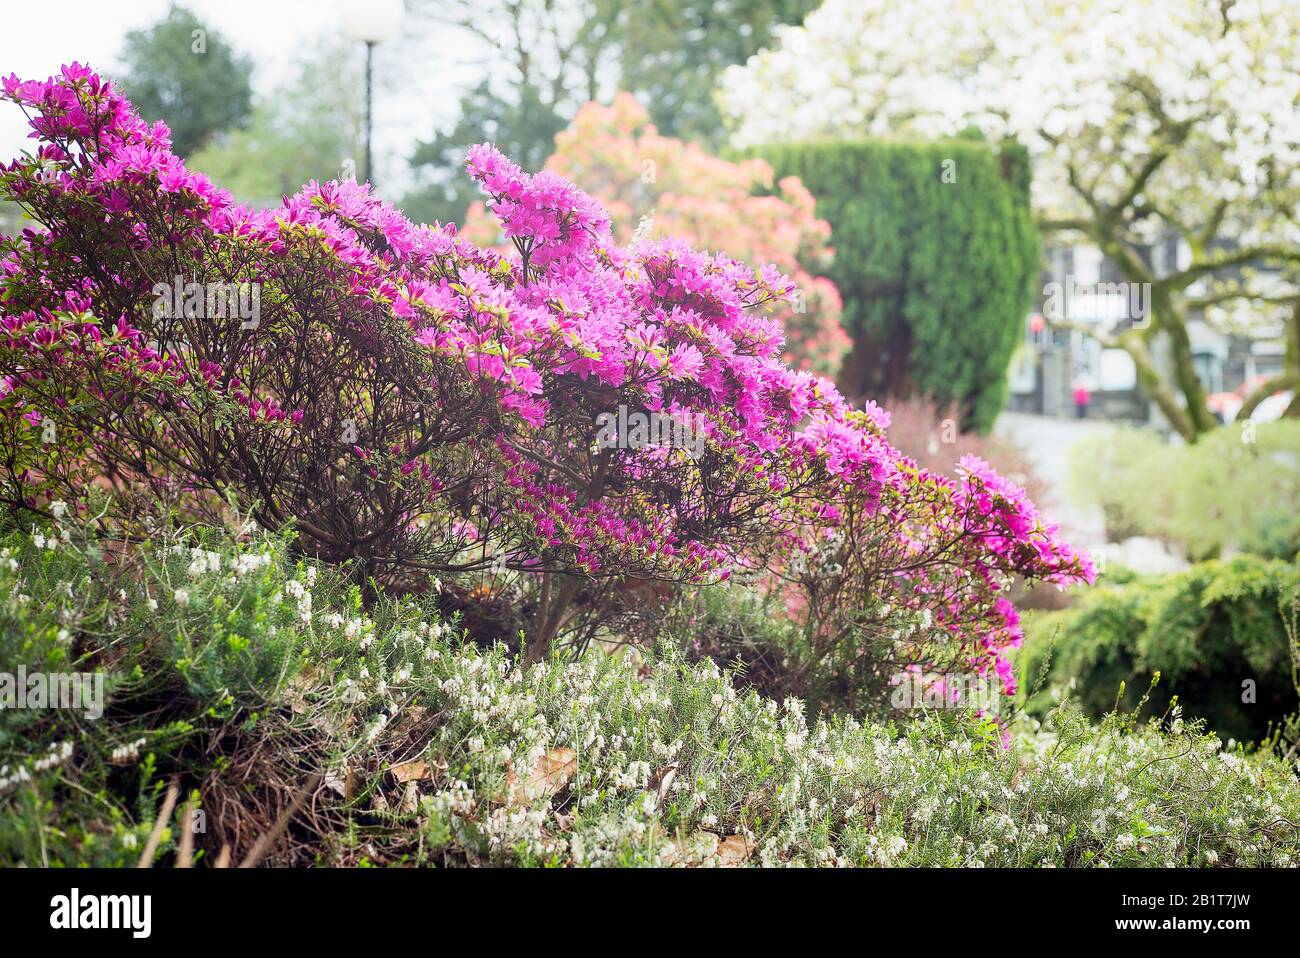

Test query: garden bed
[4,523,1297,868]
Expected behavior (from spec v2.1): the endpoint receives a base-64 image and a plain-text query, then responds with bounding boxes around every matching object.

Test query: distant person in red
[1073,381,1091,419]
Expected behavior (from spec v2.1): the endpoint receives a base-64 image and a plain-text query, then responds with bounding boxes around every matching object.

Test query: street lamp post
[363,39,374,188]
[341,0,404,188]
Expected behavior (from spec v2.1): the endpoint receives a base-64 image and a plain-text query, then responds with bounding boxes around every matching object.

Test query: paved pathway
[993,411,1186,574]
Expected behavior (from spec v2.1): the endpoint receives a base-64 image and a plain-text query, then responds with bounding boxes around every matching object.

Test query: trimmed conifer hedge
[751,138,1038,432]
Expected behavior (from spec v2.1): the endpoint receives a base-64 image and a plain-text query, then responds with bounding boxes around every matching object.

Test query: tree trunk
[523,574,581,667]
[1101,244,1212,441]
[1121,330,1199,442]
[1239,299,1300,420]
[1157,294,1216,438]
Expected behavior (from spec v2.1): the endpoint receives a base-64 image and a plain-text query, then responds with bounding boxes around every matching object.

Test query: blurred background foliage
[117,5,254,157]
[401,0,817,225]
[187,39,364,204]
[1068,421,1300,563]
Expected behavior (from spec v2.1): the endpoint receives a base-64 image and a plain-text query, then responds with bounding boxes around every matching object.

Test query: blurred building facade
[1008,234,1288,429]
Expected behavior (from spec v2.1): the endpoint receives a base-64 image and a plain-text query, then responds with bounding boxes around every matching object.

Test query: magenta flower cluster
[0,65,1093,700]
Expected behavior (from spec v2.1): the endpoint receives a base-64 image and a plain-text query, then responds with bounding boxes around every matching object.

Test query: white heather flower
[111,737,147,764]
[365,714,389,743]
[50,500,68,520]
[232,552,271,577]
[173,589,190,607]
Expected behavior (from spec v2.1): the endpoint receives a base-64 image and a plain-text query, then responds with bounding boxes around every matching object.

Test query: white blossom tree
[720,0,1300,438]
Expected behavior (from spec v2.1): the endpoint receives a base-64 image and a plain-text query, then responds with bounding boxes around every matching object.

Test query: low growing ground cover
[3,519,1297,868]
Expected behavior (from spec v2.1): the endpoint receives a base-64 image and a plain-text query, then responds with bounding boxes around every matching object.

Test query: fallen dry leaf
[653,764,678,807]
[714,833,755,866]
[389,705,430,738]
[662,830,719,866]
[390,759,430,783]
[507,747,577,806]
[284,667,318,715]
[322,768,344,796]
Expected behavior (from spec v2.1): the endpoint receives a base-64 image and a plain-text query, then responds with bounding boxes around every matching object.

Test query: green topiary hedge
[1019,556,1300,743]
[749,137,1038,432]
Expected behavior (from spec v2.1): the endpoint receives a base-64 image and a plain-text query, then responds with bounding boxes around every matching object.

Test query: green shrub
[749,137,1039,432]
[1069,421,1300,561]
[1019,556,1300,743]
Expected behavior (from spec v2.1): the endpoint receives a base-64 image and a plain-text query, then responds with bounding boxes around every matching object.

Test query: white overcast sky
[0,0,484,197]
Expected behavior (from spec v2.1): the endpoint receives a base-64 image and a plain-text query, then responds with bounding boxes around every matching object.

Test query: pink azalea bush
[785,449,1089,707]
[0,66,1091,702]
[464,94,851,378]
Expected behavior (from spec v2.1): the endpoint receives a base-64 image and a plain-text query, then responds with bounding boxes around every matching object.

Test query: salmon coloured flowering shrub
[0,65,1091,701]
